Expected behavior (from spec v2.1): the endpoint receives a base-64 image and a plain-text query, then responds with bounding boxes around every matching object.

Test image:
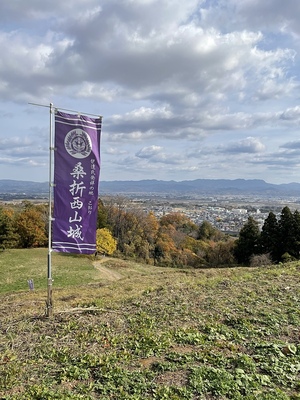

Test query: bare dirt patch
[93,258,123,281]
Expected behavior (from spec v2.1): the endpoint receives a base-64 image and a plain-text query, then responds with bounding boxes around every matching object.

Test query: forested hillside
[0,199,299,267]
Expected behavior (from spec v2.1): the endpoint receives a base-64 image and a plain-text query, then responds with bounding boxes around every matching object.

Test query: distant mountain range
[1,178,300,197]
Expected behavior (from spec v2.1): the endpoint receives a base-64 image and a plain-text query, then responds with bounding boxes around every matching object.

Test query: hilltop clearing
[0,249,299,399]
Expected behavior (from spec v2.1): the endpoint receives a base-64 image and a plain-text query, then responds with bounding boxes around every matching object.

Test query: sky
[1,0,300,184]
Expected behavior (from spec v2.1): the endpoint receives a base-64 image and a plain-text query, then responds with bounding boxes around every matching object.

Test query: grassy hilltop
[0,249,300,399]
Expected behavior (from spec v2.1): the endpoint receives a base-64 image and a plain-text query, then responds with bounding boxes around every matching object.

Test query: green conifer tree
[234,216,260,265]
[278,206,296,260]
[260,211,280,261]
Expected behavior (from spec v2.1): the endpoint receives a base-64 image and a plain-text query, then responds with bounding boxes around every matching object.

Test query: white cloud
[221,137,265,154]
[104,147,127,155]
[0,0,300,183]
[136,145,163,159]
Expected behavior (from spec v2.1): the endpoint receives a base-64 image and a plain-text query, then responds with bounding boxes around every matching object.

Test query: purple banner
[52,111,101,254]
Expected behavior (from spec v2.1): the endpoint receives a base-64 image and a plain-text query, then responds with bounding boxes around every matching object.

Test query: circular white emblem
[64,129,92,159]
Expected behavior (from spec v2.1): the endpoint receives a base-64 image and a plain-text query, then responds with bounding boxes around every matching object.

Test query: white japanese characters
[67,162,87,241]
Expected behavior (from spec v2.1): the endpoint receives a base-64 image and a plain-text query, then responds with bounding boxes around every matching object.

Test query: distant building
[232,208,247,214]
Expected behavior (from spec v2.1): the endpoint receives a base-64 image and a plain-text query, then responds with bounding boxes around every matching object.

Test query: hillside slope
[0,250,299,399]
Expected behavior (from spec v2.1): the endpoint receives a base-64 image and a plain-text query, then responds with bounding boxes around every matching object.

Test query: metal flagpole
[46,102,54,317]
[28,102,102,118]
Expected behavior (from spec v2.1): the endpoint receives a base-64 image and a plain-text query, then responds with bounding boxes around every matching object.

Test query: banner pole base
[46,278,53,318]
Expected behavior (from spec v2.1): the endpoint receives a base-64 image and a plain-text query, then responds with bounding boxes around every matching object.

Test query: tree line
[0,199,298,267]
[235,206,300,265]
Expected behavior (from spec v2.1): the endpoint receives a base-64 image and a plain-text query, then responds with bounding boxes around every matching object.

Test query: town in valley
[1,183,300,235]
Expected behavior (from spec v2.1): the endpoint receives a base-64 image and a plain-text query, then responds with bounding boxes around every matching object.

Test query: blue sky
[1,0,300,184]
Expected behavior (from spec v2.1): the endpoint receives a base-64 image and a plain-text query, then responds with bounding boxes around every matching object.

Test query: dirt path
[93,257,122,281]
